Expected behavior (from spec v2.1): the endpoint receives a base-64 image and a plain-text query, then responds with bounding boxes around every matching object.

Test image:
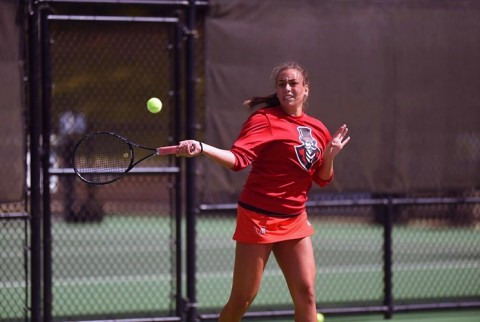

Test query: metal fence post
[383,196,394,319]
[28,0,42,321]
[186,0,198,320]
[174,15,185,319]
[40,9,53,322]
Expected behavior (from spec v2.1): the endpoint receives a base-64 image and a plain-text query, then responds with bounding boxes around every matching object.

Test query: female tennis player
[177,61,350,322]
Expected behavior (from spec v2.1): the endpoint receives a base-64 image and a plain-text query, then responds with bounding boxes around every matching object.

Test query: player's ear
[304,84,309,97]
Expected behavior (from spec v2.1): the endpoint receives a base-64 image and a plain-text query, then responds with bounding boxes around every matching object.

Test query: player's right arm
[199,143,236,169]
[177,111,271,170]
[177,140,236,169]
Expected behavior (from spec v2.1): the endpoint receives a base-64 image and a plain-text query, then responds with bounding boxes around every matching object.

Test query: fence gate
[42,14,183,321]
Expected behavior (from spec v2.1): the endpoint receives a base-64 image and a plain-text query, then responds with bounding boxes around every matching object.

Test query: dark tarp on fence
[0,0,25,203]
[201,0,480,204]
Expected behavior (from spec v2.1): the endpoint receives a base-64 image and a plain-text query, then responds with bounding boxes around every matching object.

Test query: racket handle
[156,143,196,156]
[156,145,180,155]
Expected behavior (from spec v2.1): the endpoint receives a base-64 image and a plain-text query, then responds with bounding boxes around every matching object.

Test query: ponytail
[243,93,279,112]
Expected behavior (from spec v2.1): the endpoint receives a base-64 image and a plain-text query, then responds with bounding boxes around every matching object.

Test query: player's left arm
[315,124,350,184]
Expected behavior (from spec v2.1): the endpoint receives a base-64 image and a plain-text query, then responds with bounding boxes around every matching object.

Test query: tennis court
[2,214,478,320]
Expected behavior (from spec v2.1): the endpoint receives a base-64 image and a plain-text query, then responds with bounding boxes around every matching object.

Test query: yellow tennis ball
[317,313,325,322]
[147,97,162,113]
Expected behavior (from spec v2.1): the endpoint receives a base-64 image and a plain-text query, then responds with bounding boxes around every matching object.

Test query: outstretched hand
[324,124,350,161]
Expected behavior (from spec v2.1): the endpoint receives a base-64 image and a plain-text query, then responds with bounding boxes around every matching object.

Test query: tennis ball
[317,313,325,322]
[147,97,162,114]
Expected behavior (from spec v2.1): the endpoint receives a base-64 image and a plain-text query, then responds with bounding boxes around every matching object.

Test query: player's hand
[324,124,350,160]
[177,140,202,157]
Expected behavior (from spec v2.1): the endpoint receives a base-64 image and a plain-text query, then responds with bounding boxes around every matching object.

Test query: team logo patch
[295,127,321,171]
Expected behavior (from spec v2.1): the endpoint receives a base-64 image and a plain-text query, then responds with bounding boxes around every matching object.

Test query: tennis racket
[73,131,187,185]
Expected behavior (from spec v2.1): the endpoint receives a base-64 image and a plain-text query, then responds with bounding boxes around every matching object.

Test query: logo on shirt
[295,127,321,171]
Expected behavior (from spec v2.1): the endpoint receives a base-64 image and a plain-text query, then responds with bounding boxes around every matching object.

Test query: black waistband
[238,201,302,218]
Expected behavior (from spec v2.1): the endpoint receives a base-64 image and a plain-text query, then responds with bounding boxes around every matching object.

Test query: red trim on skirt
[233,205,315,244]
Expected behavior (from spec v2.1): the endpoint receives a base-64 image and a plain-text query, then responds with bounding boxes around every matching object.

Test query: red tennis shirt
[230,107,333,216]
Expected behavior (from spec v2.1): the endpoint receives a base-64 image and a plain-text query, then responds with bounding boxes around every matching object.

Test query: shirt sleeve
[230,112,272,171]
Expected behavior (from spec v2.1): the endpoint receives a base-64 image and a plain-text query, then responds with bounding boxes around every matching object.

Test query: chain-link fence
[195,206,385,313]
[0,202,29,322]
[45,15,182,321]
[196,196,480,319]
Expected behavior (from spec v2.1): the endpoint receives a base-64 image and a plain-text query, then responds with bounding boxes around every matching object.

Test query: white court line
[2,274,172,290]
[4,251,477,289]
[4,243,474,259]
[3,259,479,290]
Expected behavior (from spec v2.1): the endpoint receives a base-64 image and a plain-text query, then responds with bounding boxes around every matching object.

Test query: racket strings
[73,133,133,184]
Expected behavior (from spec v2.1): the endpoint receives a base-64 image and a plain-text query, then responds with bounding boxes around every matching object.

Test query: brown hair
[243,61,310,112]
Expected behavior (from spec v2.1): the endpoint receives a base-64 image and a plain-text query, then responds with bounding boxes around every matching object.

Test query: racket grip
[156,145,180,155]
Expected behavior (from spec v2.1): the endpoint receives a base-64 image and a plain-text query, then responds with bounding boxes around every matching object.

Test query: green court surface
[2,215,479,320]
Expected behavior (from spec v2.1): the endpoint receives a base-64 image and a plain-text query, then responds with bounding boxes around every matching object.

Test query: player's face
[275,69,308,116]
